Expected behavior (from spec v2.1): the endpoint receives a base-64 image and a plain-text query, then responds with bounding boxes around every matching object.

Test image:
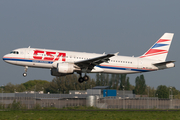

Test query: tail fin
[140,33,174,61]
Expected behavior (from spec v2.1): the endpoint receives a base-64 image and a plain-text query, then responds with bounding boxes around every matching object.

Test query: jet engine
[51,68,73,76]
[51,62,74,76]
[57,62,74,73]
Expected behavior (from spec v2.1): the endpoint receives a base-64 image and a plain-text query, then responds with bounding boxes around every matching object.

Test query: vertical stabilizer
[140,33,174,61]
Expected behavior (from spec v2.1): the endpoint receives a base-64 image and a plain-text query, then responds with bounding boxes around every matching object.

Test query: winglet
[114,52,119,56]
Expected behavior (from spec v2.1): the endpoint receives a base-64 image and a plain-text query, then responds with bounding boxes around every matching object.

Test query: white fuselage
[3,48,163,74]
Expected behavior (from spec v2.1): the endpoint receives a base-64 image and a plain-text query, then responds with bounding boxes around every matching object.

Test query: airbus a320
[3,33,175,83]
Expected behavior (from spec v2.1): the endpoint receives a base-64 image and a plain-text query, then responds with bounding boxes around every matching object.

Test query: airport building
[0,86,179,109]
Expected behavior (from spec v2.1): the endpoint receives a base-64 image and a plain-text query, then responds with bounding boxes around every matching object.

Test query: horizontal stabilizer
[153,60,175,66]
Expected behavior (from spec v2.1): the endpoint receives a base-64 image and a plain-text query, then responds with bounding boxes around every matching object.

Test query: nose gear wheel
[23,66,28,77]
[23,73,27,77]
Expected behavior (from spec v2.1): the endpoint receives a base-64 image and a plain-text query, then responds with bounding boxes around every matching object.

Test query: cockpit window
[10,51,19,54]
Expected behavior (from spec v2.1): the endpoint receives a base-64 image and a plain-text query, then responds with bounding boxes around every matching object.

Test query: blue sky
[0,1,179,90]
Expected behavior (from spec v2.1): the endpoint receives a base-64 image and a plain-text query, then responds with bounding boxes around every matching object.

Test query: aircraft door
[24,48,31,59]
[138,58,143,69]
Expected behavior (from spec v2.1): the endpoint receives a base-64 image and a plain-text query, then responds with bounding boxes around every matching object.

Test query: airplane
[3,33,175,83]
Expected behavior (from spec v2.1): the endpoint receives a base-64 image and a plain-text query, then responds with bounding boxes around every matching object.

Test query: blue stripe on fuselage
[3,58,150,72]
[3,58,53,64]
[96,65,150,72]
[3,58,33,62]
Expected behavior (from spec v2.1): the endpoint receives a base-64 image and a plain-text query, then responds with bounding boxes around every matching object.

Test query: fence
[0,93,180,109]
[100,97,180,109]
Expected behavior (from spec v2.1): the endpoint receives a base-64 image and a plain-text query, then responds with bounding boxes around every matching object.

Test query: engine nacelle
[57,62,74,73]
[51,62,74,76]
[51,68,72,76]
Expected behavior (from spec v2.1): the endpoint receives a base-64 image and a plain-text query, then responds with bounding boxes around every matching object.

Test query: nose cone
[3,54,18,65]
[3,55,7,61]
[3,54,10,62]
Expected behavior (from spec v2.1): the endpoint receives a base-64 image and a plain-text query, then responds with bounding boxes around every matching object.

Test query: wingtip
[114,52,119,56]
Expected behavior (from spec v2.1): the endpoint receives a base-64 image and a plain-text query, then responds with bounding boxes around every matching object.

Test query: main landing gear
[23,66,28,77]
[78,73,89,83]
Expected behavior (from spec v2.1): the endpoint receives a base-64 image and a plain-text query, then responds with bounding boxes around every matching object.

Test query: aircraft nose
[3,54,9,61]
[3,55,6,61]
[3,54,16,64]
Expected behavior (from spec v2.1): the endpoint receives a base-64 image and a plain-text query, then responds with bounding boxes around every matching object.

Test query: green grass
[0,110,180,120]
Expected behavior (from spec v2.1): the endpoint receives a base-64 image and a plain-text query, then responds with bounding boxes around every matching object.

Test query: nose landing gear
[23,66,28,77]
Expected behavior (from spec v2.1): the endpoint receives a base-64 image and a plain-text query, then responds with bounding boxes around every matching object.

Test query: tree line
[0,73,180,99]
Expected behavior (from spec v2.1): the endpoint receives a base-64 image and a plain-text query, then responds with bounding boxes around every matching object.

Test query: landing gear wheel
[78,77,84,83]
[23,73,27,77]
[83,75,89,81]
[23,66,28,77]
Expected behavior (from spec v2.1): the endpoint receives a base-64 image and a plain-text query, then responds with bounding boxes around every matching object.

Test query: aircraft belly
[4,60,17,65]
[102,68,139,74]
[31,63,51,68]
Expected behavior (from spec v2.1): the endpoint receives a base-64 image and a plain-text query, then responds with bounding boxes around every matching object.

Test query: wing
[74,54,115,71]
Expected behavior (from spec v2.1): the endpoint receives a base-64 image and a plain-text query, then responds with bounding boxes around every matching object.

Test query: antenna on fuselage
[28,46,31,48]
